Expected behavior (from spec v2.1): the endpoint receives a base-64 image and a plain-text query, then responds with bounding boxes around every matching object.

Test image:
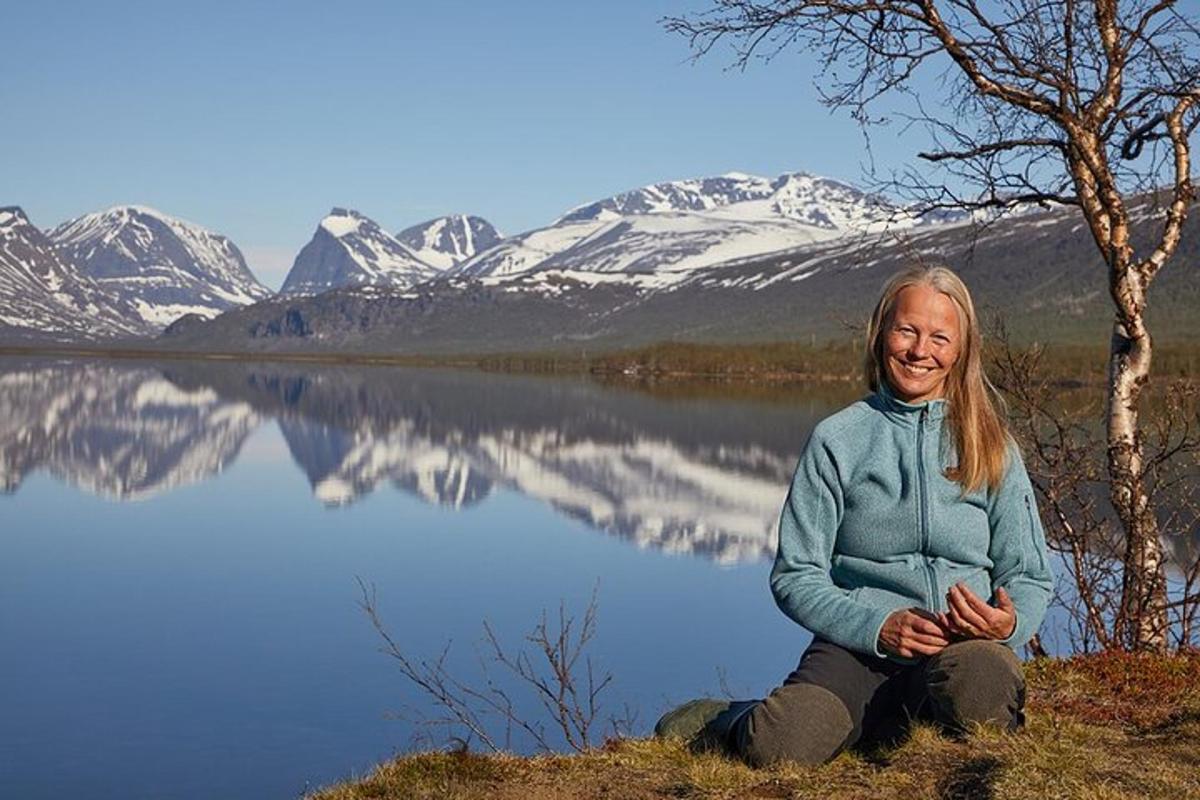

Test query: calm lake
[11,354,1155,798]
[3,356,873,799]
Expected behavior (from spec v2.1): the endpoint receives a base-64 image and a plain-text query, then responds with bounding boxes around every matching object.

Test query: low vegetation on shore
[482,339,1200,385]
[309,652,1200,800]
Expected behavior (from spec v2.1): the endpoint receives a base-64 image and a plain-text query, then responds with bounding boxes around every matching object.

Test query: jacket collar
[873,379,948,426]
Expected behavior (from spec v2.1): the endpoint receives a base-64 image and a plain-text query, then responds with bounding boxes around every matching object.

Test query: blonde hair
[863,265,1010,494]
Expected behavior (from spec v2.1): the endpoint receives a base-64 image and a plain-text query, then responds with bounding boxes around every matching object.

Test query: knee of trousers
[736,683,854,767]
[924,640,1025,732]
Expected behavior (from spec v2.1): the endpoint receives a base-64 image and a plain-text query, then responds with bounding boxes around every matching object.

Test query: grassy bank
[309,652,1200,800]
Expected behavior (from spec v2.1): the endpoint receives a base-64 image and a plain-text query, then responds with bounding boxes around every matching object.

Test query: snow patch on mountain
[320,213,364,239]
[454,220,608,279]
[0,209,26,231]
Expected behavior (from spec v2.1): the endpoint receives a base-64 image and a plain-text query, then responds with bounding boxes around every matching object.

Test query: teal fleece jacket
[771,383,1053,658]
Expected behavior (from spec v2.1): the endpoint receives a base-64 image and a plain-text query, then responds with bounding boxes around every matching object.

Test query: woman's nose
[909,338,931,358]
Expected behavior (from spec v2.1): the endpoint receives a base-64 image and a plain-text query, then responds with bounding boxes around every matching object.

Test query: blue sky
[3,0,924,288]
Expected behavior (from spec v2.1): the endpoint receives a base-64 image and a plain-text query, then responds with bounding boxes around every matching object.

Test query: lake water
[2,356,876,799]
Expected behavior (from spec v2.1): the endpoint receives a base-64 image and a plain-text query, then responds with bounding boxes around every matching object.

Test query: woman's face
[882,284,962,404]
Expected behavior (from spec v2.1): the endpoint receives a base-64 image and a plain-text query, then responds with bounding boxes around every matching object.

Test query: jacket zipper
[917,405,937,609]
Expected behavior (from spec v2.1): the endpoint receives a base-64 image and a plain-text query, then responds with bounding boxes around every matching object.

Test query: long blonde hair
[863,265,1010,494]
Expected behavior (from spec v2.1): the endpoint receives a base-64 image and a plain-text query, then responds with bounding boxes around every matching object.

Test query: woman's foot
[654,699,757,752]
[655,699,730,740]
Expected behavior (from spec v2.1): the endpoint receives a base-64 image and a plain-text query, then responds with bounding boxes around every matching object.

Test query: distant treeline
[478,339,1200,384]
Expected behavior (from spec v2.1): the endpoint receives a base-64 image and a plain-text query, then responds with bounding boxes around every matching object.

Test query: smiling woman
[655,264,1053,767]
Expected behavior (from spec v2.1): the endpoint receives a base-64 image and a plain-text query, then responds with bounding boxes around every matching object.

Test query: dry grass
[309,654,1200,800]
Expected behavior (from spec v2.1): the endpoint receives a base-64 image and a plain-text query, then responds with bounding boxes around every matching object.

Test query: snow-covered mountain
[48,205,271,329]
[454,171,928,280]
[162,191,1200,355]
[396,214,503,271]
[280,208,438,295]
[0,206,148,341]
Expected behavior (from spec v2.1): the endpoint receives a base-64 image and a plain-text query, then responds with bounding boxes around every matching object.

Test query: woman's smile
[897,361,934,375]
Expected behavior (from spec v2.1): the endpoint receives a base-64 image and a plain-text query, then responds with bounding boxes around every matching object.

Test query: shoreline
[2,340,1197,387]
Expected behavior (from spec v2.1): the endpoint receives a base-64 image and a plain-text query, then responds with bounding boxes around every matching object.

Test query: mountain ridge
[151,197,1200,354]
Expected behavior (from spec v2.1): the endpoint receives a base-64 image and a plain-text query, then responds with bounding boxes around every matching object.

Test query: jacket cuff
[997,585,1043,649]
[859,605,897,658]
[996,607,1021,647]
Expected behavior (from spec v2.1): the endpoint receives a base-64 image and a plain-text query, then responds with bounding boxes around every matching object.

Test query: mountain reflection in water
[0,357,851,564]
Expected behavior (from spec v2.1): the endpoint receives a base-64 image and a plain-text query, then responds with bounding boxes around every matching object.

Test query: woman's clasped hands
[878,583,1017,658]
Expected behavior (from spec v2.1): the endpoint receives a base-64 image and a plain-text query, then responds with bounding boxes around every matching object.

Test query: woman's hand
[878,608,951,658]
[944,583,1016,641]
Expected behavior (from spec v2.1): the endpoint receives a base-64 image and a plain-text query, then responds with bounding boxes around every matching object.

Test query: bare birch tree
[664,1,1200,651]
[989,323,1200,653]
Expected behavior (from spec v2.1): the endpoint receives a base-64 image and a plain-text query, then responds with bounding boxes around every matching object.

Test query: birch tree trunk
[1107,274,1169,651]
[1064,113,1177,652]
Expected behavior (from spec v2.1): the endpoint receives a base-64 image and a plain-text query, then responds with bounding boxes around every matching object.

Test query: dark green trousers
[731,638,1025,766]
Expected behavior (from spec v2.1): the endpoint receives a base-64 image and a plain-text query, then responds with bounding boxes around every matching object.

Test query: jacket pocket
[1024,493,1048,572]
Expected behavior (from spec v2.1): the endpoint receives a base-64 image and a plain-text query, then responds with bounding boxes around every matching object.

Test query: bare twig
[358,578,619,754]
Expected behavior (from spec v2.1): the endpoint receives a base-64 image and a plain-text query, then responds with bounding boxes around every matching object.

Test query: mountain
[155,196,1200,354]
[48,205,271,329]
[0,206,148,341]
[452,171,931,279]
[396,214,503,271]
[279,208,437,295]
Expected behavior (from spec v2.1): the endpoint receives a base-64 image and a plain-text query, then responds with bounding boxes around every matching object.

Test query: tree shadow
[936,755,1003,800]
[1141,706,1200,736]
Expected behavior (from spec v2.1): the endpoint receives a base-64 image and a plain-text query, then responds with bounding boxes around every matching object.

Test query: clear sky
[3,0,925,288]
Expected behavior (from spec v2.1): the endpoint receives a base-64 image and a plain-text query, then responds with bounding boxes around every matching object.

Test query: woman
[656,265,1053,765]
